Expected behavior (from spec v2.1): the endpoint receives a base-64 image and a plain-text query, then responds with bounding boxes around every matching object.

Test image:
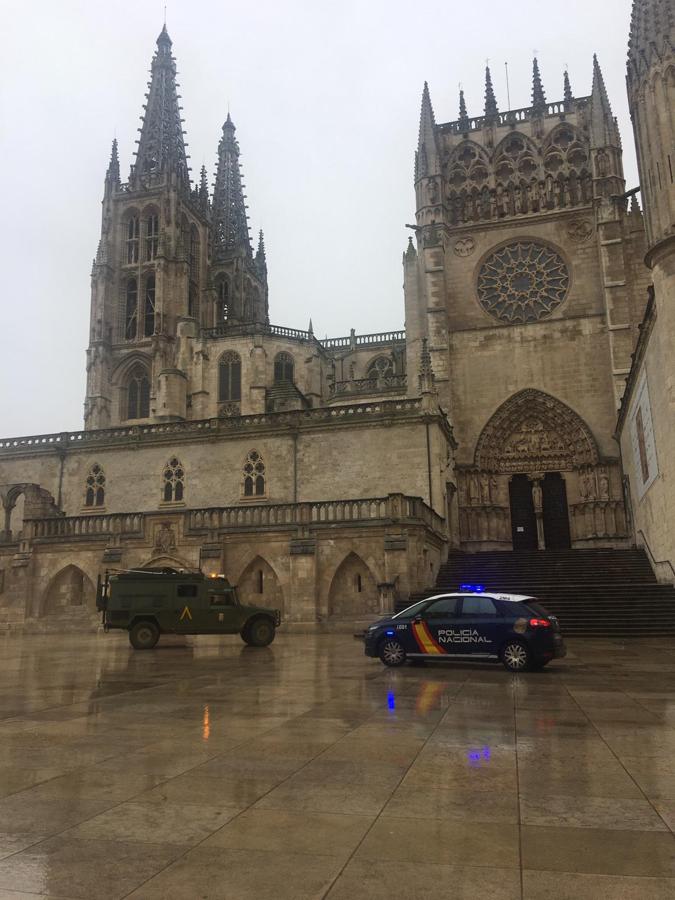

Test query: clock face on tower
[476,241,570,324]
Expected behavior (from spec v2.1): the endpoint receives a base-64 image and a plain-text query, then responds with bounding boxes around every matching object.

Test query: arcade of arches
[457,390,628,551]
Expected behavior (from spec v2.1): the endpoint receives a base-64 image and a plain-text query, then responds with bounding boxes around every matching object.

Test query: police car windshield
[392,598,432,620]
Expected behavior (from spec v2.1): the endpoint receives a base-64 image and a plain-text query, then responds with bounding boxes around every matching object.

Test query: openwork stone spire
[131,26,190,189]
[484,66,499,119]
[417,82,439,177]
[590,54,620,147]
[212,114,251,259]
[531,58,547,114]
[563,70,573,103]
[629,0,675,79]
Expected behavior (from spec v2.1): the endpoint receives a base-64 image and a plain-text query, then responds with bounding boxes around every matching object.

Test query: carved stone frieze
[453,236,476,258]
[567,219,593,243]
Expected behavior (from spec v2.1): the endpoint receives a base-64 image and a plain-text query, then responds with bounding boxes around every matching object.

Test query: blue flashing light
[387,691,396,711]
[460,584,485,593]
[385,629,395,636]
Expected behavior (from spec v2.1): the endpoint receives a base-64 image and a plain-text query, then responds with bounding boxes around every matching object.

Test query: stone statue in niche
[598,468,610,501]
[596,150,608,177]
[480,472,491,504]
[532,480,543,512]
[490,475,499,504]
[580,469,596,501]
[469,473,480,506]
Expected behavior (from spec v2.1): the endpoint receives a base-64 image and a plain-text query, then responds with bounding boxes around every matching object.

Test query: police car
[363,586,566,672]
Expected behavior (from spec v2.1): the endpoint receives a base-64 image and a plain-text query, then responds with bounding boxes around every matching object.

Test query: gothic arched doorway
[472,390,600,550]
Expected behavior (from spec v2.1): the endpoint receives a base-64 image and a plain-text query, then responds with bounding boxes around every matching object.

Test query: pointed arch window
[219,351,241,402]
[145,214,159,261]
[216,276,229,324]
[127,365,150,419]
[274,352,294,384]
[243,450,266,498]
[162,457,185,502]
[126,216,140,264]
[84,464,106,508]
[144,274,156,337]
[125,278,138,340]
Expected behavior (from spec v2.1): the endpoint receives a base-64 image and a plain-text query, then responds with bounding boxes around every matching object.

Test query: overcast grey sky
[1,0,636,437]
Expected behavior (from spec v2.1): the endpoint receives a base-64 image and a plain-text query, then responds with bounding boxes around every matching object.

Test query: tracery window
[162,457,185,502]
[274,352,294,384]
[476,241,569,324]
[145,214,159,261]
[366,356,395,380]
[144,274,156,337]
[125,278,138,340]
[126,216,140,264]
[243,450,266,498]
[127,365,150,419]
[218,351,241,402]
[84,463,106,507]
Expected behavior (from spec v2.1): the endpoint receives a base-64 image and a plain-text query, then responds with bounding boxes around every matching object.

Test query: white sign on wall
[629,372,659,500]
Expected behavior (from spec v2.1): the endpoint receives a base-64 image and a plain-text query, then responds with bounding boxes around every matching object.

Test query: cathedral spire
[418,337,436,395]
[106,138,120,187]
[417,82,439,177]
[590,54,620,147]
[484,66,499,119]
[212,113,251,259]
[563,70,573,103]
[531,57,547,115]
[130,26,190,190]
[458,89,469,130]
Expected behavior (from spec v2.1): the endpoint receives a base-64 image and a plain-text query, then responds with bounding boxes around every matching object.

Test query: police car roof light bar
[460,584,485,592]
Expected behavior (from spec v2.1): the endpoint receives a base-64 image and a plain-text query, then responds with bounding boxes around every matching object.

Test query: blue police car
[363,586,566,672]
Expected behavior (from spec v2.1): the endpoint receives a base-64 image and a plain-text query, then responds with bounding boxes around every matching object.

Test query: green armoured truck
[96,567,281,650]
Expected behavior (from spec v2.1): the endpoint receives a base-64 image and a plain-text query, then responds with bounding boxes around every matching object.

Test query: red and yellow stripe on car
[412,621,445,655]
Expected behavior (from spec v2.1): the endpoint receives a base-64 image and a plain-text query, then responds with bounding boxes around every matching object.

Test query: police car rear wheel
[129,621,159,650]
[380,639,406,667]
[242,617,275,647]
[501,640,531,672]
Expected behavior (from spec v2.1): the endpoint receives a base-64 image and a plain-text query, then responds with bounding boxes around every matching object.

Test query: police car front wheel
[501,640,531,672]
[380,638,407,667]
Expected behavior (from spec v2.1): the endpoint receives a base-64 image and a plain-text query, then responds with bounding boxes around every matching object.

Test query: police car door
[456,594,502,657]
[413,596,462,657]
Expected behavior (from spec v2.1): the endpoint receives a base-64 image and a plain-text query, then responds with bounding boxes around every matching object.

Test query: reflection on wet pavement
[0,633,674,898]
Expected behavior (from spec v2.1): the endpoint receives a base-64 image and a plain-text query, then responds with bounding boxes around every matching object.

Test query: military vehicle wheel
[129,620,160,650]
[242,617,276,647]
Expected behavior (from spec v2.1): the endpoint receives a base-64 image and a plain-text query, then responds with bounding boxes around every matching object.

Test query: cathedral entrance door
[509,475,538,551]
[542,472,571,549]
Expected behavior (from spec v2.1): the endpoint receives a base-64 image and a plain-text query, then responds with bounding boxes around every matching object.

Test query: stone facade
[1,7,669,629]
[617,0,675,582]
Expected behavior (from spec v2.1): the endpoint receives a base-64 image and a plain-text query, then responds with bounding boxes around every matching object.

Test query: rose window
[477,242,569,324]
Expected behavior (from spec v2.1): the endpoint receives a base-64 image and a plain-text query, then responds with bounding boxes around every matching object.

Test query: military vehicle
[96,567,281,650]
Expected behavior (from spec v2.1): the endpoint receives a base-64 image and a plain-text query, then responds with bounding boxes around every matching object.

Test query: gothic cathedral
[0,1,673,629]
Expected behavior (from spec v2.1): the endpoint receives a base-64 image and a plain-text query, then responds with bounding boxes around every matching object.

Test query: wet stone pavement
[0,634,675,899]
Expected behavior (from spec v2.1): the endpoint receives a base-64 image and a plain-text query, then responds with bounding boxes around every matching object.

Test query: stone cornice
[0,398,455,459]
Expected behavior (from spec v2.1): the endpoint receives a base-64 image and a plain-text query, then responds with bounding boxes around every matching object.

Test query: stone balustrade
[0,398,426,456]
[25,494,446,545]
[328,374,407,398]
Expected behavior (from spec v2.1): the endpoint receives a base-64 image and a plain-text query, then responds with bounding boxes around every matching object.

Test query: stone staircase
[397,549,675,638]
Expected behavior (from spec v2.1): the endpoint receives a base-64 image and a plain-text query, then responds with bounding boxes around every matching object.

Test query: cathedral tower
[405,59,649,551]
[84,27,268,429]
